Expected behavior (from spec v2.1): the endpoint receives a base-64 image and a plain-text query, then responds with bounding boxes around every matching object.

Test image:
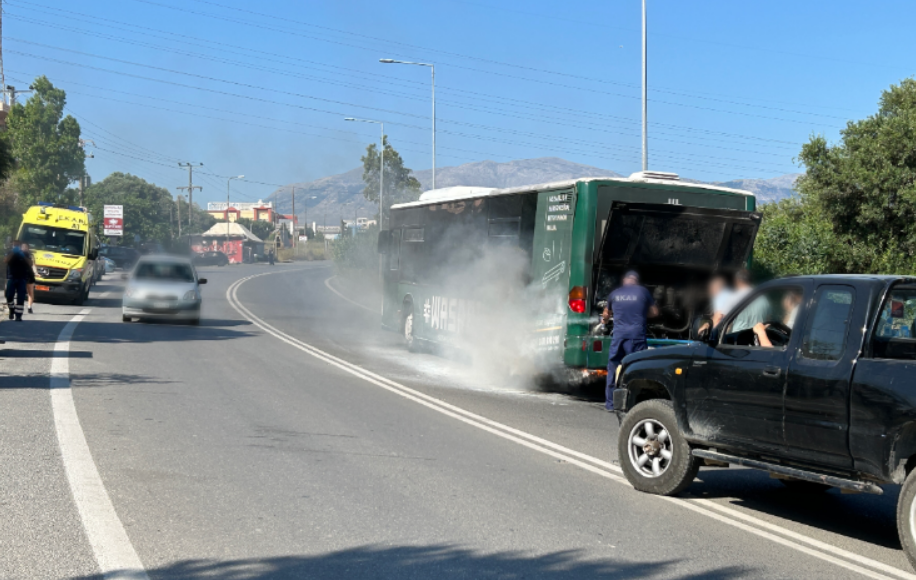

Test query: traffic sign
[103,205,124,236]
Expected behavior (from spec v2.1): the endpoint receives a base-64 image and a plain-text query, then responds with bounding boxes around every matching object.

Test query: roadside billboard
[103,205,123,236]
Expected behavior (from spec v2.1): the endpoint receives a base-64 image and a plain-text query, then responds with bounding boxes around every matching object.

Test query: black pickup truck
[612,274,916,566]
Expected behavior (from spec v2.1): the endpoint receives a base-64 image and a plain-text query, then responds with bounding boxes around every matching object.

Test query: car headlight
[67,268,83,281]
[182,290,200,301]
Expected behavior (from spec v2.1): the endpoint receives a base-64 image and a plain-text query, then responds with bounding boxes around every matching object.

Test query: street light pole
[380,59,435,190]
[345,117,385,228]
[641,0,648,172]
[226,174,245,248]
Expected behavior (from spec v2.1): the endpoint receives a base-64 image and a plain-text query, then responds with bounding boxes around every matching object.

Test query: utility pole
[176,194,183,239]
[4,85,31,105]
[641,0,648,172]
[1,0,5,104]
[177,162,203,232]
[291,186,296,256]
[77,139,95,207]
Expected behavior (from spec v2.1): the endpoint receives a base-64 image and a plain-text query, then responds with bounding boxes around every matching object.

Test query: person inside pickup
[721,286,803,349]
[873,286,916,359]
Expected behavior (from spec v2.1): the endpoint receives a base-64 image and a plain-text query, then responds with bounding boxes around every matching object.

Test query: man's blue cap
[623,270,640,283]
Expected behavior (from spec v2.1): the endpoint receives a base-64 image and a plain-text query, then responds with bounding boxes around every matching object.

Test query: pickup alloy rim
[627,418,673,478]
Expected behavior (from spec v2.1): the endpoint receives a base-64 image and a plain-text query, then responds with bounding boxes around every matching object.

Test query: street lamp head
[379,59,395,63]
[345,117,357,121]
[237,175,245,179]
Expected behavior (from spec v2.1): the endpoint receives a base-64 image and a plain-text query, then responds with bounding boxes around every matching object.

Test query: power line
[4,3,813,146]
[151,0,865,114]
[102,1,852,123]
[2,20,799,157]
[17,63,790,175]
[6,49,796,173]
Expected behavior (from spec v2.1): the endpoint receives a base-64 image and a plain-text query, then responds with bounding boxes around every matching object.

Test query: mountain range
[267,157,798,225]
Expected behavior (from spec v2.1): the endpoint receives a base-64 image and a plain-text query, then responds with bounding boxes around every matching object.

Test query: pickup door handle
[762,366,781,378]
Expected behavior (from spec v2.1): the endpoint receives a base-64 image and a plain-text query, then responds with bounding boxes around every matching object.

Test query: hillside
[267,157,797,225]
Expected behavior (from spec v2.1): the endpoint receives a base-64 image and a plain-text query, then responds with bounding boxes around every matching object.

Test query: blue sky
[4,0,916,203]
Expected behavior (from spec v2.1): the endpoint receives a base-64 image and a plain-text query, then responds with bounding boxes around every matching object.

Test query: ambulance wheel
[73,283,87,306]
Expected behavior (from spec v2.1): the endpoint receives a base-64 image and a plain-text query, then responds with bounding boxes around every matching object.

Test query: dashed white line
[230,270,916,580]
[51,297,148,579]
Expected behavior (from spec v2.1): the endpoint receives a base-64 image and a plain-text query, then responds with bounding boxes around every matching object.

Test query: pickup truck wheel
[897,469,916,570]
[618,399,699,496]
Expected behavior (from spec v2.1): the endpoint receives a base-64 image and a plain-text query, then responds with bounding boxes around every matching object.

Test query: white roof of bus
[391,173,755,210]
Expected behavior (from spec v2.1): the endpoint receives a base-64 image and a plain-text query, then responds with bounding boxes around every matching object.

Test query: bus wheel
[403,306,418,352]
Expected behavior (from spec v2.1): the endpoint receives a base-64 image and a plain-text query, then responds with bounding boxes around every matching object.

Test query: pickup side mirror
[377,230,390,255]
[198,278,208,285]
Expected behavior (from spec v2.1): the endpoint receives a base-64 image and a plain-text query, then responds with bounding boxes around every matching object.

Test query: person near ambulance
[602,270,658,411]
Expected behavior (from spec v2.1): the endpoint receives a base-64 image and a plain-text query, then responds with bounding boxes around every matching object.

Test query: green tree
[83,173,174,245]
[752,197,836,278]
[361,136,421,221]
[797,78,916,274]
[2,76,84,206]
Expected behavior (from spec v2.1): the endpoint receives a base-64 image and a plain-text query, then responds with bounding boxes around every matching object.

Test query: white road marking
[229,271,915,580]
[324,275,377,313]
[51,309,149,580]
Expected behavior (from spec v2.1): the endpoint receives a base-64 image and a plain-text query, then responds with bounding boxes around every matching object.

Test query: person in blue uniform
[602,270,658,410]
[5,240,30,321]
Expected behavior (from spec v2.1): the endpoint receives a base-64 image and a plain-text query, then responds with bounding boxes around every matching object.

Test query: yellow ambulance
[16,203,99,305]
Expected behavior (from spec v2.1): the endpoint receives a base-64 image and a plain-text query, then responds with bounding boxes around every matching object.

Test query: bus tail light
[568,286,587,313]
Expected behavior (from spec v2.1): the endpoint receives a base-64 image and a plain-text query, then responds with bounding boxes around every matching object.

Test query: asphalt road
[1,262,913,579]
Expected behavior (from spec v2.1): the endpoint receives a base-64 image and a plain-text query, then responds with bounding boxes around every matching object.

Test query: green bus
[378,172,760,379]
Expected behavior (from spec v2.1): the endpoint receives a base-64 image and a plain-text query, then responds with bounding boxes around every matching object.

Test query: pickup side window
[800,285,855,361]
[721,285,804,349]
[871,286,916,360]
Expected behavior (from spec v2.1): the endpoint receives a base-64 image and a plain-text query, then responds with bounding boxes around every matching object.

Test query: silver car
[121,255,206,325]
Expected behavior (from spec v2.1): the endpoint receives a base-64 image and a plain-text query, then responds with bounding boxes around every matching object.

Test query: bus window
[403,227,424,242]
[390,229,401,271]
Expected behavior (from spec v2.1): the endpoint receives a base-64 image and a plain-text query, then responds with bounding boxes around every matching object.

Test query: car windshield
[20,225,86,255]
[134,262,195,282]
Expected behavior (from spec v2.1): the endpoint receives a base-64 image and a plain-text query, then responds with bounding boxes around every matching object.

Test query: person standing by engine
[602,270,659,411]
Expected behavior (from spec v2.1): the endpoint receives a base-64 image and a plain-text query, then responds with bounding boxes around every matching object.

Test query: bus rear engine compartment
[592,268,712,341]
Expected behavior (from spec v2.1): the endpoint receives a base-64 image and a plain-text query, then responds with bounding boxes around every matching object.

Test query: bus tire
[402,304,418,352]
[618,399,698,496]
[898,468,916,570]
